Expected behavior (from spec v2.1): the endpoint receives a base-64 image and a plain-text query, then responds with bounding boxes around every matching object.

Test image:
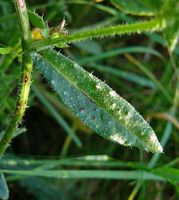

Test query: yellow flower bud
[31,28,43,41]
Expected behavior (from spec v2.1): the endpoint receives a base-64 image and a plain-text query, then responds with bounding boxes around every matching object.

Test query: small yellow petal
[31,28,43,41]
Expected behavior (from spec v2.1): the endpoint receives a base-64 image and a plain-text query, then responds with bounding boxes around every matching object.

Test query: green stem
[32,17,165,50]
[0,0,32,158]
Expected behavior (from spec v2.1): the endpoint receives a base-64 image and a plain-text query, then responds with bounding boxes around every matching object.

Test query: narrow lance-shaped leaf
[32,49,163,153]
[28,10,46,29]
[32,53,148,152]
[2,169,164,181]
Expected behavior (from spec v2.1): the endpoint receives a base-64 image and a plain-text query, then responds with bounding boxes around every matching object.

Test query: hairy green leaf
[32,49,163,153]
[111,0,163,16]
[28,9,49,39]
[28,9,46,29]
[0,173,9,200]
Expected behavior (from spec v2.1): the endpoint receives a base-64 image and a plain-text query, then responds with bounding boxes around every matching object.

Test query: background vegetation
[0,0,179,199]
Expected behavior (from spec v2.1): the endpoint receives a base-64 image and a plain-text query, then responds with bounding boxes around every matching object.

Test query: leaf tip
[157,144,163,153]
[152,142,163,154]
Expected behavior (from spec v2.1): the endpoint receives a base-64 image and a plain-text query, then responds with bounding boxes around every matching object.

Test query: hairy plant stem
[0,0,32,158]
[32,17,165,50]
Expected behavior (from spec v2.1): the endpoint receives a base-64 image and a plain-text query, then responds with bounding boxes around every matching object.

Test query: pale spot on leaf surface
[109,90,118,98]
[96,82,103,90]
[109,134,126,145]
[111,103,116,109]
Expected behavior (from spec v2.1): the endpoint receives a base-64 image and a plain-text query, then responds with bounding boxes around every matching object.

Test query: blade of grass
[60,122,78,158]
[32,85,82,148]
[3,169,164,181]
[125,53,172,103]
[78,46,162,65]
[1,155,145,170]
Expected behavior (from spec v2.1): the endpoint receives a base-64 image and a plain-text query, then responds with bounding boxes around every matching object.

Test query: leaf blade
[32,49,163,153]
[3,169,164,181]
